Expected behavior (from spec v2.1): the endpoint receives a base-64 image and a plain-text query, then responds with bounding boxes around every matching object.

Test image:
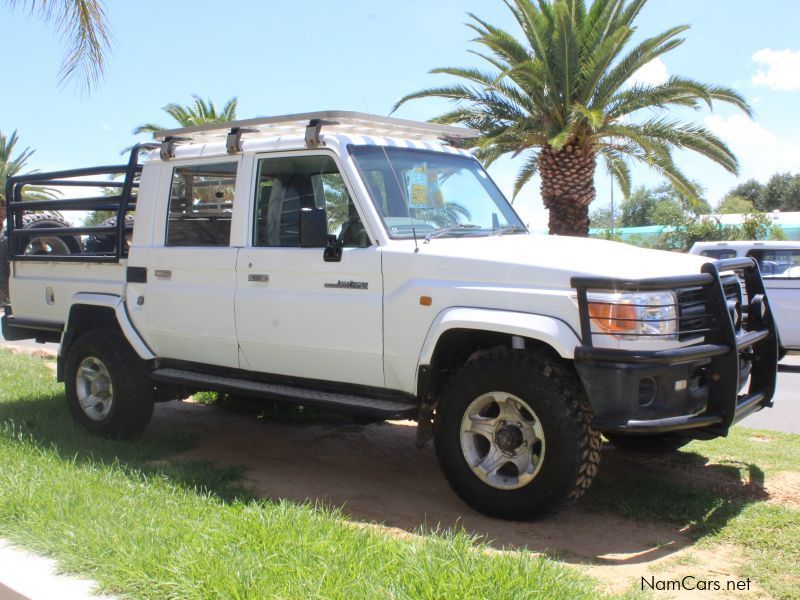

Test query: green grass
[586,429,800,598]
[0,350,598,599]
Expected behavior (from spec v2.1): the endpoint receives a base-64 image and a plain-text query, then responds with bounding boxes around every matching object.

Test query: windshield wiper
[491,224,528,236]
[424,223,482,243]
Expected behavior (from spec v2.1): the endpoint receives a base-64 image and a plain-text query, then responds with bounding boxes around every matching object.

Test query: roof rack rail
[152,110,479,149]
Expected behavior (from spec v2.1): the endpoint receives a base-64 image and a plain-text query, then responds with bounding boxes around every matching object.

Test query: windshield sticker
[409,165,429,206]
[408,164,445,209]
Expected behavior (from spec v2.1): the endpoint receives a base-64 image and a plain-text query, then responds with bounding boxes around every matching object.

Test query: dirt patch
[142,400,776,595]
[765,471,800,509]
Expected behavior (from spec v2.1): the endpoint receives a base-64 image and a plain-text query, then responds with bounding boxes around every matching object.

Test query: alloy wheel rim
[75,356,114,422]
[459,392,546,490]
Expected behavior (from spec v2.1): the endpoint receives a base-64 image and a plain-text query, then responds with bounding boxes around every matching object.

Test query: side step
[151,368,418,420]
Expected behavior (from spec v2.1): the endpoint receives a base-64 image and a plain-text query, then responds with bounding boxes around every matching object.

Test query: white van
[689,241,800,352]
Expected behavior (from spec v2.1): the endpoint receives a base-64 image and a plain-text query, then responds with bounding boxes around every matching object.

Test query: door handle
[154,269,172,279]
[248,273,270,283]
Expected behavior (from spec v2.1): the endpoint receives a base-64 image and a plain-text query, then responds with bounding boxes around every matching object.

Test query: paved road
[738,356,800,434]
[0,329,796,433]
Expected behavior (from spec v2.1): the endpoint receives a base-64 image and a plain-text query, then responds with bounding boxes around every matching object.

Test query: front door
[235,152,384,387]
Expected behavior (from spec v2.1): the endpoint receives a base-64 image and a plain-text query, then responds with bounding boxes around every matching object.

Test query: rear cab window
[166,162,238,246]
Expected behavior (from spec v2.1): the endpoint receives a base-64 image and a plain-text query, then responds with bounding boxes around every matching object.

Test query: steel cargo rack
[4,142,158,263]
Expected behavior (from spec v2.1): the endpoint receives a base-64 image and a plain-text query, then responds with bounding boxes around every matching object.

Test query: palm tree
[393,0,750,236]
[0,130,59,223]
[133,96,239,135]
[7,1,111,91]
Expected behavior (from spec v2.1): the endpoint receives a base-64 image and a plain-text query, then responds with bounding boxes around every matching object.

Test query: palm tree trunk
[539,140,596,236]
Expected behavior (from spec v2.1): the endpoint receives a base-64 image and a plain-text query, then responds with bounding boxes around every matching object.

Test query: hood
[410,234,710,286]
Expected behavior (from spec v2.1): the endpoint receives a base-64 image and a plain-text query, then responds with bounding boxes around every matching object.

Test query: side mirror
[299,207,327,248]
[324,235,343,262]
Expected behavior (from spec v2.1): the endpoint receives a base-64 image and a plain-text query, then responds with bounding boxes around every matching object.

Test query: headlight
[587,290,678,340]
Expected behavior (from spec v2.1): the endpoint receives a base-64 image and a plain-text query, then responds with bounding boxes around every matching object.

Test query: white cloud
[628,57,669,87]
[751,48,800,91]
[704,114,775,145]
[704,114,800,187]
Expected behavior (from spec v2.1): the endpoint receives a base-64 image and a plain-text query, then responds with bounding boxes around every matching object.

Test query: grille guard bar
[571,257,779,435]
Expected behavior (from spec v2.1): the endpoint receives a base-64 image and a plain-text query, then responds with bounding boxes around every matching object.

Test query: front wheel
[65,329,154,438]
[435,350,601,520]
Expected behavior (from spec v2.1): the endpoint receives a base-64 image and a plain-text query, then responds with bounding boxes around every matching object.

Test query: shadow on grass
[0,392,249,502]
[0,388,773,566]
[585,446,766,540]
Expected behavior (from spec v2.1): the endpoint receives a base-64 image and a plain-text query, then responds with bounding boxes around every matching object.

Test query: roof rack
[152,110,479,152]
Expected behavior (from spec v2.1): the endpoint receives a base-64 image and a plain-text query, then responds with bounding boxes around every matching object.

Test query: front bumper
[572,258,779,438]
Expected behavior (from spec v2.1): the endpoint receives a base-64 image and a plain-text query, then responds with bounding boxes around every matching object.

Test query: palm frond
[512,152,541,199]
[8,1,112,92]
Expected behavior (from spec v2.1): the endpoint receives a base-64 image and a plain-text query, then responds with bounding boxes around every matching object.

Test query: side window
[700,249,736,259]
[748,249,800,278]
[166,162,237,246]
[253,155,369,248]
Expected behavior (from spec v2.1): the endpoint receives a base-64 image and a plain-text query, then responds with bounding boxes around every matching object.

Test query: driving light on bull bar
[587,290,678,339]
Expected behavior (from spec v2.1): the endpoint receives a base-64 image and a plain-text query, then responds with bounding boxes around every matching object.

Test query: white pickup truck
[689,240,800,353]
[2,112,779,520]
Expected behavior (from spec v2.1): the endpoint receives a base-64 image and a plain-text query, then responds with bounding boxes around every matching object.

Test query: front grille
[677,275,742,340]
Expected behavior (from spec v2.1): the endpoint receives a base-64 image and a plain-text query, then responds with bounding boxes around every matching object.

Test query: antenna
[361,99,419,253]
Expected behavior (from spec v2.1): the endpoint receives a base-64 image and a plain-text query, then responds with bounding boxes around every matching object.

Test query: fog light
[638,377,658,406]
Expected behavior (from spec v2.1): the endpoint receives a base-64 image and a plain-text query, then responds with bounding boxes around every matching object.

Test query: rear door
[234,151,384,386]
[748,248,800,350]
[130,157,242,368]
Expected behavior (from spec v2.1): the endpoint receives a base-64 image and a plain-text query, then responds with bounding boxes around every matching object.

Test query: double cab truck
[2,112,779,519]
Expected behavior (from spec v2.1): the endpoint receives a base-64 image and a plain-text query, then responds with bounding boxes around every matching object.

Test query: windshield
[349,146,526,239]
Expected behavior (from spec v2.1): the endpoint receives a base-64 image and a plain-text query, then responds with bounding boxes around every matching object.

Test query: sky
[2,0,800,229]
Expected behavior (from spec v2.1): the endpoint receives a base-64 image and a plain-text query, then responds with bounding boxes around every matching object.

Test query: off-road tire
[14,213,83,254]
[0,214,83,301]
[84,215,134,254]
[434,349,601,520]
[65,328,154,438]
[604,433,691,454]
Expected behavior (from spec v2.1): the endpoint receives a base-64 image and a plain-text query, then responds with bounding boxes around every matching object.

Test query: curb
[0,541,112,600]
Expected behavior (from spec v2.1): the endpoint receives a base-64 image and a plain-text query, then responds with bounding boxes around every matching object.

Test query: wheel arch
[414,308,582,444]
[419,308,579,383]
[58,293,154,381]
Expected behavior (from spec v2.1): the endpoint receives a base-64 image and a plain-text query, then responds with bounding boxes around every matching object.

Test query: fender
[63,293,155,361]
[418,307,580,367]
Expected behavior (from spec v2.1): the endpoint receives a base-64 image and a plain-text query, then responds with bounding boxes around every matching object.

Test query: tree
[7,1,111,91]
[393,0,749,236]
[757,172,796,211]
[0,130,59,224]
[781,177,800,212]
[133,96,239,135]
[618,182,708,227]
[724,179,762,206]
[717,195,753,214]
[588,205,617,228]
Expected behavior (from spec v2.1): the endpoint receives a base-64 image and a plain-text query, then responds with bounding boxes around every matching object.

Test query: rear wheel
[435,350,601,520]
[65,329,154,438]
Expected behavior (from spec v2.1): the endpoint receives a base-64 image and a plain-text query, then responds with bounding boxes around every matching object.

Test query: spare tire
[84,215,134,254]
[16,213,82,256]
[0,213,83,302]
